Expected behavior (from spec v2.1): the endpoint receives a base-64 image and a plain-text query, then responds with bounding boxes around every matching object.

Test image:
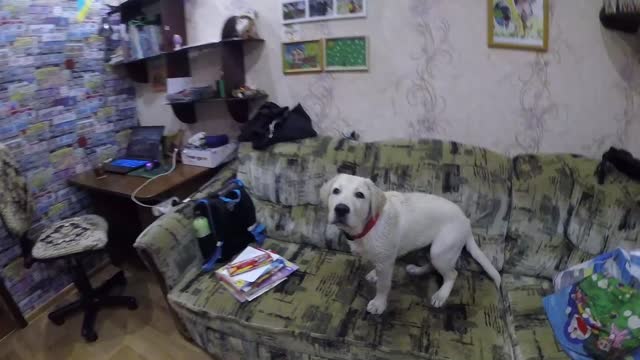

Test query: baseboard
[0,329,16,343]
[24,261,111,323]
[25,283,76,323]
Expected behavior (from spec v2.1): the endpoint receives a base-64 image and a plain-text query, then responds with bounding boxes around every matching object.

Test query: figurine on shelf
[231,86,263,99]
[173,34,183,50]
[221,9,259,40]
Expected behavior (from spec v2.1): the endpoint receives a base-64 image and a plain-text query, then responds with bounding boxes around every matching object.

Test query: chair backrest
[0,145,34,264]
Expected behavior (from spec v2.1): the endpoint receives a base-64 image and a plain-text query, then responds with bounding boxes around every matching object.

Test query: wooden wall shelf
[168,93,268,124]
[114,38,264,67]
[110,0,266,124]
[108,0,162,15]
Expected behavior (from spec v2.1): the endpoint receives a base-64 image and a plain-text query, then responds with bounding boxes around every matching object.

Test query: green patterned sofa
[134,137,640,360]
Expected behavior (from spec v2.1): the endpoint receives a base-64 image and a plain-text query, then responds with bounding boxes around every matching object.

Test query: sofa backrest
[504,154,640,279]
[237,137,512,271]
[237,137,373,252]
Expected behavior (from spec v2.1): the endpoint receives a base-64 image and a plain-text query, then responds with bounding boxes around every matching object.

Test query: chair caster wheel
[82,330,98,342]
[127,298,138,310]
[49,314,65,326]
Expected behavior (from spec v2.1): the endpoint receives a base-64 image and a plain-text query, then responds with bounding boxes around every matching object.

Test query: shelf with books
[107,0,265,124]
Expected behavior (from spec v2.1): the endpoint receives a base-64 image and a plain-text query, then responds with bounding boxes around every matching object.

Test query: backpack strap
[197,198,224,272]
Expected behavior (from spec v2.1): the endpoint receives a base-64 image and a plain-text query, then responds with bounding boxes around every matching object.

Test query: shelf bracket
[170,103,197,124]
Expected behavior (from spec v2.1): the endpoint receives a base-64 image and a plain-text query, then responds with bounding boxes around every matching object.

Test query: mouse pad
[128,165,172,179]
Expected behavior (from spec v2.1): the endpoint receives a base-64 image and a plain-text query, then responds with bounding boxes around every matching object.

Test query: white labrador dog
[320,174,501,315]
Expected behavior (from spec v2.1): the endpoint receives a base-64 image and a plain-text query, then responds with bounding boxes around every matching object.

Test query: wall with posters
[0,0,137,314]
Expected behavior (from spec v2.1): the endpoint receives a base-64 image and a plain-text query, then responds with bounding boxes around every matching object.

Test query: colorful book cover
[215,247,274,291]
[246,278,287,302]
[216,246,299,302]
[244,260,298,297]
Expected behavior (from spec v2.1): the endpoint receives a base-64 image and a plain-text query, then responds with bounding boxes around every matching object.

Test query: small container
[173,34,183,50]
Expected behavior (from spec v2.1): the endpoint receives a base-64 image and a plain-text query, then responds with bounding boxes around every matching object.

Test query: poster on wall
[282,40,323,74]
[282,0,366,24]
[488,0,548,51]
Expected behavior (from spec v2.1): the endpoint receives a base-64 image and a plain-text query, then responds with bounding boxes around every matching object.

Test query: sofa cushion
[238,138,511,272]
[501,274,568,360]
[168,239,512,360]
[238,137,375,207]
[505,154,640,279]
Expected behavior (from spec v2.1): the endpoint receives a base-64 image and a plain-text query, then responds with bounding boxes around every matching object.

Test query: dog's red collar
[344,215,379,241]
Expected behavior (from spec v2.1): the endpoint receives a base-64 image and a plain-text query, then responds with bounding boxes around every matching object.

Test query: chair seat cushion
[168,239,512,360]
[501,274,569,360]
[32,215,108,260]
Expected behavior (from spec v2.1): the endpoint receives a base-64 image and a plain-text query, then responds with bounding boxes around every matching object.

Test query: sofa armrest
[134,160,238,291]
[135,205,202,291]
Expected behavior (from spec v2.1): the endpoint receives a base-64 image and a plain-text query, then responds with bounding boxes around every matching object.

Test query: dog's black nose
[334,204,350,217]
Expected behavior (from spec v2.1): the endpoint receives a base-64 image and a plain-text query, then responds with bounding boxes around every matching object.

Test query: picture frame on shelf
[324,36,368,72]
[488,0,549,52]
[282,0,366,24]
[282,40,324,74]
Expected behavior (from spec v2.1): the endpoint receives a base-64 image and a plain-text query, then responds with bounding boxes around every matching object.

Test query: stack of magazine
[215,246,298,302]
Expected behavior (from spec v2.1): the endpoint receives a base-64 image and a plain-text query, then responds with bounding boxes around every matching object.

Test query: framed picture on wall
[282,0,366,24]
[335,0,366,18]
[283,0,307,23]
[282,40,324,74]
[324,36,368,72]
[488,0,549,51]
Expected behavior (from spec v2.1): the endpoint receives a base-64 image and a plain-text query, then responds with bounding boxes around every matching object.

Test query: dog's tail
[465,236,501,288]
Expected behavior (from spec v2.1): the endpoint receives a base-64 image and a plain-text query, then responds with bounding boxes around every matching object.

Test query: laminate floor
[0,266,212,360]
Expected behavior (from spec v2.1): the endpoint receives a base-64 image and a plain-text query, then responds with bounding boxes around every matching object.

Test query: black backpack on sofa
[192,179,265,271]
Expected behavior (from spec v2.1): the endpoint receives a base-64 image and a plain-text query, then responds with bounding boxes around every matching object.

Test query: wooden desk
[70,164,215,201]
[69,164,217,263]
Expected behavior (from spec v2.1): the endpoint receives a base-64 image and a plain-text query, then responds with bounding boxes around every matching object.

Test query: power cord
[130,148,179,210]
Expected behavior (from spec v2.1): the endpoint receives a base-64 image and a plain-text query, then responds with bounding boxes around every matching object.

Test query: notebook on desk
[104,126,165,174]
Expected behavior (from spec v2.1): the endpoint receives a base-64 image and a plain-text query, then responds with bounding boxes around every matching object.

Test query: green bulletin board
[324,36,368,71]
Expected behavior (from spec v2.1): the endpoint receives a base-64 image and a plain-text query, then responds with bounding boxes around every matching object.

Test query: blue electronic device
[104,126,164,174]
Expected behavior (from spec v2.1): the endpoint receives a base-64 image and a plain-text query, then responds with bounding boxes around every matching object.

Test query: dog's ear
[319,175,339,205]
[365,179,387,216]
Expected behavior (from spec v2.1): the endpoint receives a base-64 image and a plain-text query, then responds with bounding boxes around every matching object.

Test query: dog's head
[319,174,386,236]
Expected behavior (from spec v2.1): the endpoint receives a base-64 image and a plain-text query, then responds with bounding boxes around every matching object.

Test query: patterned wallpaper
[0,0,137,313]
[151,0,640,158]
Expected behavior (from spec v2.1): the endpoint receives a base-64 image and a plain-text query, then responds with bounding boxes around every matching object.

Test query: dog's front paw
[431,289,449,308]
[367,297,387,315]
[365,270,378,283]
